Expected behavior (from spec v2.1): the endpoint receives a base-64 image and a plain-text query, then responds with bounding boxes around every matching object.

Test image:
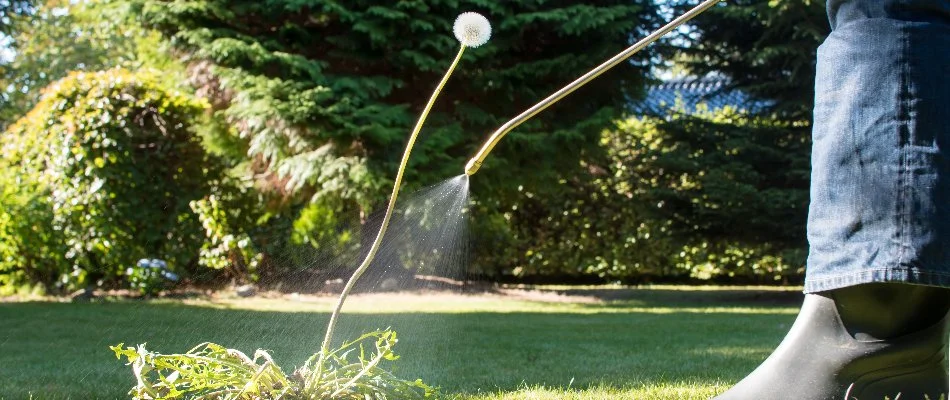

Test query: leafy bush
[190,195,263,281]
[613,108,810,281]
[477,106,809,283]
[2,68,213,287]
[112,329,434,399]
[0,167,70,293]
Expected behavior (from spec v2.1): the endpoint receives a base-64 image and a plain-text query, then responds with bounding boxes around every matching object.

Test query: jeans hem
[803,268,950,293]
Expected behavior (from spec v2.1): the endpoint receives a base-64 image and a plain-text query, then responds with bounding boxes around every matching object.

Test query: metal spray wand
[464,0,722,176]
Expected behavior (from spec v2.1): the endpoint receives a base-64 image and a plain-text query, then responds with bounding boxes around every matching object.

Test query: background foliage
[129,0,664,281]
[492,106,809,284]
[1,68,212,290]
[0,0,172,129]
[666,0,828,118]
[1,0,831,292]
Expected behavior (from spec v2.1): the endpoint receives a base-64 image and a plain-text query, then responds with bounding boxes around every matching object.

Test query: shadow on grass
[0,298,797,399]
[519,287,805,307]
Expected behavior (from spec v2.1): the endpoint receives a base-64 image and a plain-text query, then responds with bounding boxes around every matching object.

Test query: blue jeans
[804,0,950,292]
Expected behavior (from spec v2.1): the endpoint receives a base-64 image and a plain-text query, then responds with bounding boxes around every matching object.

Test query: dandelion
[318,11,491,374]
[453,12,491,48]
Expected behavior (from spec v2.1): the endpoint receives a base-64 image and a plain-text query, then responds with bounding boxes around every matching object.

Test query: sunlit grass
[0,287,800,399]
[454,383,724,400]
[502,283,804,292]
[183,293,798,316]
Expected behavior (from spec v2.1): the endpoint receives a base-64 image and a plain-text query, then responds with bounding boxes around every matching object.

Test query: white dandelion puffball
[453,12,491,48]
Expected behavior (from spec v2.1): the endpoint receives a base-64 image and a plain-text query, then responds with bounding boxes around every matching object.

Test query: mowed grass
[0,286,802,399]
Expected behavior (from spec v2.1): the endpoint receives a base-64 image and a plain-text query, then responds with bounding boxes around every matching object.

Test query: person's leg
[716,0,950,398]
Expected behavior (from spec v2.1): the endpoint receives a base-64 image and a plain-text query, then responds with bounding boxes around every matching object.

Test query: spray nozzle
[464,159,481,176]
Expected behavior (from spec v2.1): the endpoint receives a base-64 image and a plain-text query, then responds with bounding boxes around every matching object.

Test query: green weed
[112,329,434,399]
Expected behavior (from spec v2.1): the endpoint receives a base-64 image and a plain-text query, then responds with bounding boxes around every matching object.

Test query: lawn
[0,286,802,399]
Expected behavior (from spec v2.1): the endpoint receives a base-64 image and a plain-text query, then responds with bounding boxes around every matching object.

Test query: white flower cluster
[453,12,491,48]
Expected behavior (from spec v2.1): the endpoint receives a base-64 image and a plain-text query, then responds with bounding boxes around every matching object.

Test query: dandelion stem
[312,45,467,386]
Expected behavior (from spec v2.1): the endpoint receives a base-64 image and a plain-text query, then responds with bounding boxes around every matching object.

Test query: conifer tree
[132,0,662,215]
[667,0,828,118]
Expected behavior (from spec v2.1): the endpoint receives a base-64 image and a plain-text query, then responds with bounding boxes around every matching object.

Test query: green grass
[0,287,801,399]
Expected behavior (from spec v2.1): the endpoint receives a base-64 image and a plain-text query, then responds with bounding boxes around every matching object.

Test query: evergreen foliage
[126,0,663,280]
[667,0,828,118]
[130,1,659,221]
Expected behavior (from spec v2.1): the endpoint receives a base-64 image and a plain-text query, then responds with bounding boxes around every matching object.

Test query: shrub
[0,167,70,293]
[2,68,212,287]
[476,106,809,283]
[612,108,810,281]
[190,194,263,281]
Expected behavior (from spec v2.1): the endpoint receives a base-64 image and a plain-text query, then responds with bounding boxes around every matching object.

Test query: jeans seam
[896,22,910,268]
[804,268,950,293]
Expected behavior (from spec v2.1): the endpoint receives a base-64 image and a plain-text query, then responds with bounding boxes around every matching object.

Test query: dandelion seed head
[453,12,491,48]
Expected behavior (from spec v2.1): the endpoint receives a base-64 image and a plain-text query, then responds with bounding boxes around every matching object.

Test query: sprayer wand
[464,0,722,176]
